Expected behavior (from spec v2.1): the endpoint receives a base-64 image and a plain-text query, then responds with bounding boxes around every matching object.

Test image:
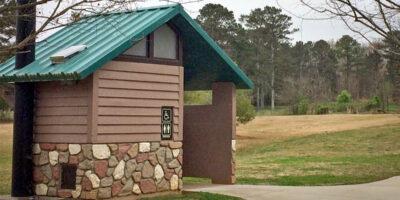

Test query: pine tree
[196,3,241,56]
[0,0,17,62]
[335,35,362,97]
[240,6,297,110]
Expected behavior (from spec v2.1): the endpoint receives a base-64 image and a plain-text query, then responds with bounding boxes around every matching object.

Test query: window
[116,24,181,65]
[154,25,178,59]
[123,37,148,57]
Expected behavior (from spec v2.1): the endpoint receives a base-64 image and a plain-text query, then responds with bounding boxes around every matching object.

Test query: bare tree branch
[0,0,203,59]
[298,0,400,53]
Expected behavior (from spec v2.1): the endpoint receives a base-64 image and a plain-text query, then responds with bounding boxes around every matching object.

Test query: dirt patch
[236,114,400,149]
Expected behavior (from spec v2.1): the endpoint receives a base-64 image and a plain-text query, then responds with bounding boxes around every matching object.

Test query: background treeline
[190,3,400,117]
[1,3,400,123]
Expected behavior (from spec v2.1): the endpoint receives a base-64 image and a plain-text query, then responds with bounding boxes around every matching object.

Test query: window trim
[115,23,182,66]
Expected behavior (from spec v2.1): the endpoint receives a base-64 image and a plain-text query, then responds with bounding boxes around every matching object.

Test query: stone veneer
[32,141,183,199]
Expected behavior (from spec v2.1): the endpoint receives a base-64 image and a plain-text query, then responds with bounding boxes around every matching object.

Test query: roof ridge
[79,3,181,20]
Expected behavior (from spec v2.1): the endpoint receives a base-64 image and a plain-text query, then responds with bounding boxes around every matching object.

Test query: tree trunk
[256,86,260,111]
[271,74,275,110]
[345,55,350,91]
[260,84,265,109]
[255,54,261,111]
[270,43,275,110]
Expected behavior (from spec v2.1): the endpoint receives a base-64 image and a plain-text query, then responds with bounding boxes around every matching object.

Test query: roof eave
[0,72,80,83]
[177,7,254,90]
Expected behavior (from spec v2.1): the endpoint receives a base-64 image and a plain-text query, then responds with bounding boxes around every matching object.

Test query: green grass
[388,103,400,113]
[0,123,12,195]
[236,124,400,186]
[141,192,242,200]
[0,154,11,194]
[237,175,383,186]
[183,177,211,185]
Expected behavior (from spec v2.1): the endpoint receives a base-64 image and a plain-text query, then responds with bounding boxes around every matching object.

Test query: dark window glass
[61,164,77,189]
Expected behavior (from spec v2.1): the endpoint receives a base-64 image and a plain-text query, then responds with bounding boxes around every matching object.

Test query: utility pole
[12,0,36,197]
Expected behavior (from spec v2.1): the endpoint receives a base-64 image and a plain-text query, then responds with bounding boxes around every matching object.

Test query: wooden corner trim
[87,74,99,143]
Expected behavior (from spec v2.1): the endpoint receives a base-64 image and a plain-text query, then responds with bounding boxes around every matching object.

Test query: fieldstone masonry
[33,141,183,199]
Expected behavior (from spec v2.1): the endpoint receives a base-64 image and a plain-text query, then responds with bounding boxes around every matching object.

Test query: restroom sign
[161,107,173,140]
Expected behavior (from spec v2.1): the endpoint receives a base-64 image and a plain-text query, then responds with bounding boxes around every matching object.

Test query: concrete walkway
[185,176,400,200]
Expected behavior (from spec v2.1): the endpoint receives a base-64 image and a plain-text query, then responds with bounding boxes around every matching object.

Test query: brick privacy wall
[183,82,236,184]
[32,141,182,199]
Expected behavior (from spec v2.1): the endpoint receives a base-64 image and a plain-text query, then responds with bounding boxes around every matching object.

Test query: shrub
[336,90,352,104]
[236,90,256,124]
[366,96,381,111]
[290,96,309,115]
[316,105,330,115]
[336,90,352,112]
[0,97,9,111]
[0,97,12,122]
[0,110,13,122]
[184,91,212,105]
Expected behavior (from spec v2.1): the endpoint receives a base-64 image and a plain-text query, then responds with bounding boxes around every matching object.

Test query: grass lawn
[256,106,289,116]
[0,123,12,195]
[236,114,400,149]
[1,114,400,194]
[141,192,242,200]
[236,124,400,185]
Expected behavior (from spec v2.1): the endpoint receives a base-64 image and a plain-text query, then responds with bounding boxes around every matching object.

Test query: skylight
[50,45,87,64]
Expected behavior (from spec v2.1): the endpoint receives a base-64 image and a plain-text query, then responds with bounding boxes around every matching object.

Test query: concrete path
[185,176,400,200]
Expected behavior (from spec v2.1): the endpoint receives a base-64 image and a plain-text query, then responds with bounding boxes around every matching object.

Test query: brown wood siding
[94,61,183,143]
[34,79,90,143]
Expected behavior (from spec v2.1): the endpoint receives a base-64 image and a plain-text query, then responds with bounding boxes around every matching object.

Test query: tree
[196,3,256,123]
[240,6,297,110]
[196,3,241,56]
[0,0,16,62]
[300,0,400,54]
[311,40,337,101]
[362,44,390,107]
[335,35,362,96]
[384,31,400,103]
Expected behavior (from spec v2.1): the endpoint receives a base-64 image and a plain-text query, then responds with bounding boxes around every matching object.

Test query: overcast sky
[38,0,381,43]
[134,0,380,43]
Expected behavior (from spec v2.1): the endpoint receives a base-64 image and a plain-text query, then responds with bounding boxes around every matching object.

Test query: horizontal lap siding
[95,61,183,142]
[34,80,90,143]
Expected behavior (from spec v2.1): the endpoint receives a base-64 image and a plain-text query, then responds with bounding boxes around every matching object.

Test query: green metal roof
[0,4,253,90]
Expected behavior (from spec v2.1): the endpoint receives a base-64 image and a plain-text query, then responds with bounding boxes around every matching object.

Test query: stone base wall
[32,141,183,199]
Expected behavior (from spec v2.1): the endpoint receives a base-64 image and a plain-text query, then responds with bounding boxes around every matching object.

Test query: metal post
[12,0,36,197]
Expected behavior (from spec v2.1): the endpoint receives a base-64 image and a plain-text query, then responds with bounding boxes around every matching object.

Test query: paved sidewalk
[185,176,400,200]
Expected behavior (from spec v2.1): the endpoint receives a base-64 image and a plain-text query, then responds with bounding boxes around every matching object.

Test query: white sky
[135,0,380,43]
[38,0,382,43]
